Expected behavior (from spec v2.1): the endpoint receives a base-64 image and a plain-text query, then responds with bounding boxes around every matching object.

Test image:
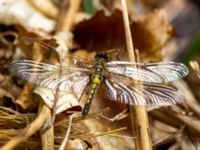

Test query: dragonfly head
[95,52,111,62]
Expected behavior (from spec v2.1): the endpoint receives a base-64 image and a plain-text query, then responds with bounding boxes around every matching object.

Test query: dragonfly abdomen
[82,67,103,115]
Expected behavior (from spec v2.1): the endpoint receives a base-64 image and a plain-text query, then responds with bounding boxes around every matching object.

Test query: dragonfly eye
[95,52,110,61]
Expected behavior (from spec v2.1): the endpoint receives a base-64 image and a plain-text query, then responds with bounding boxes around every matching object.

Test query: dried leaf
[0,0,55,33]
[73,9,125,51]
[34,87,82,114]
[131,9,174,53]
[73,9,174,61]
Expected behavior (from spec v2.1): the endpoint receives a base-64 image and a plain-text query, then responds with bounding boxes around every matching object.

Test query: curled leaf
[34,87,82,114]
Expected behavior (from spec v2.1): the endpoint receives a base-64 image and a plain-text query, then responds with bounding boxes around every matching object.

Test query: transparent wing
[19,36,94,68]
[104,77,184,106]
[9,60,90,98]
[105,61,189,83]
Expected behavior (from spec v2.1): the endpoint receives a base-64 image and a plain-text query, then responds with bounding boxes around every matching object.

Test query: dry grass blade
[0,107,36,131]
[78,126,127,138]
[0,104,50,150]
[53,107,128,149]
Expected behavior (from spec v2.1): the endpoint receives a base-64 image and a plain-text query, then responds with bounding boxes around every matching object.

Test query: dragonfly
[9,38,189,115]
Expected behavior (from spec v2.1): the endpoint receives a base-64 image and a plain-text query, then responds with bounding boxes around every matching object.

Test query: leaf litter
[0,0,200,150]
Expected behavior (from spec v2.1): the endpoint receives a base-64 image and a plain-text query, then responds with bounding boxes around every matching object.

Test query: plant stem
[121,0,152,149]
[40,102,54,150]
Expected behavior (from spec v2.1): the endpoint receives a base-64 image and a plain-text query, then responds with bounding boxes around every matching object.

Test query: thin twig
[153,134,176,149]
[72,126,127,139]
[59,112,80,150]
[121,0,152,149]
[100,108,129,121]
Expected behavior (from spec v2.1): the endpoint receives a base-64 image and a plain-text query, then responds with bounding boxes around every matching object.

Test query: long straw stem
[121,0,152,149]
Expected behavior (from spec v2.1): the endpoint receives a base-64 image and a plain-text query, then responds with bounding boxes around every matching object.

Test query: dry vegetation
[0,0,200,149]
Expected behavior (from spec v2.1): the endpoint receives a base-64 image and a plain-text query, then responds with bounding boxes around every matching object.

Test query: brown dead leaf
[73,9,174,62]
[131,9,175,53]
[73,9,125,51]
